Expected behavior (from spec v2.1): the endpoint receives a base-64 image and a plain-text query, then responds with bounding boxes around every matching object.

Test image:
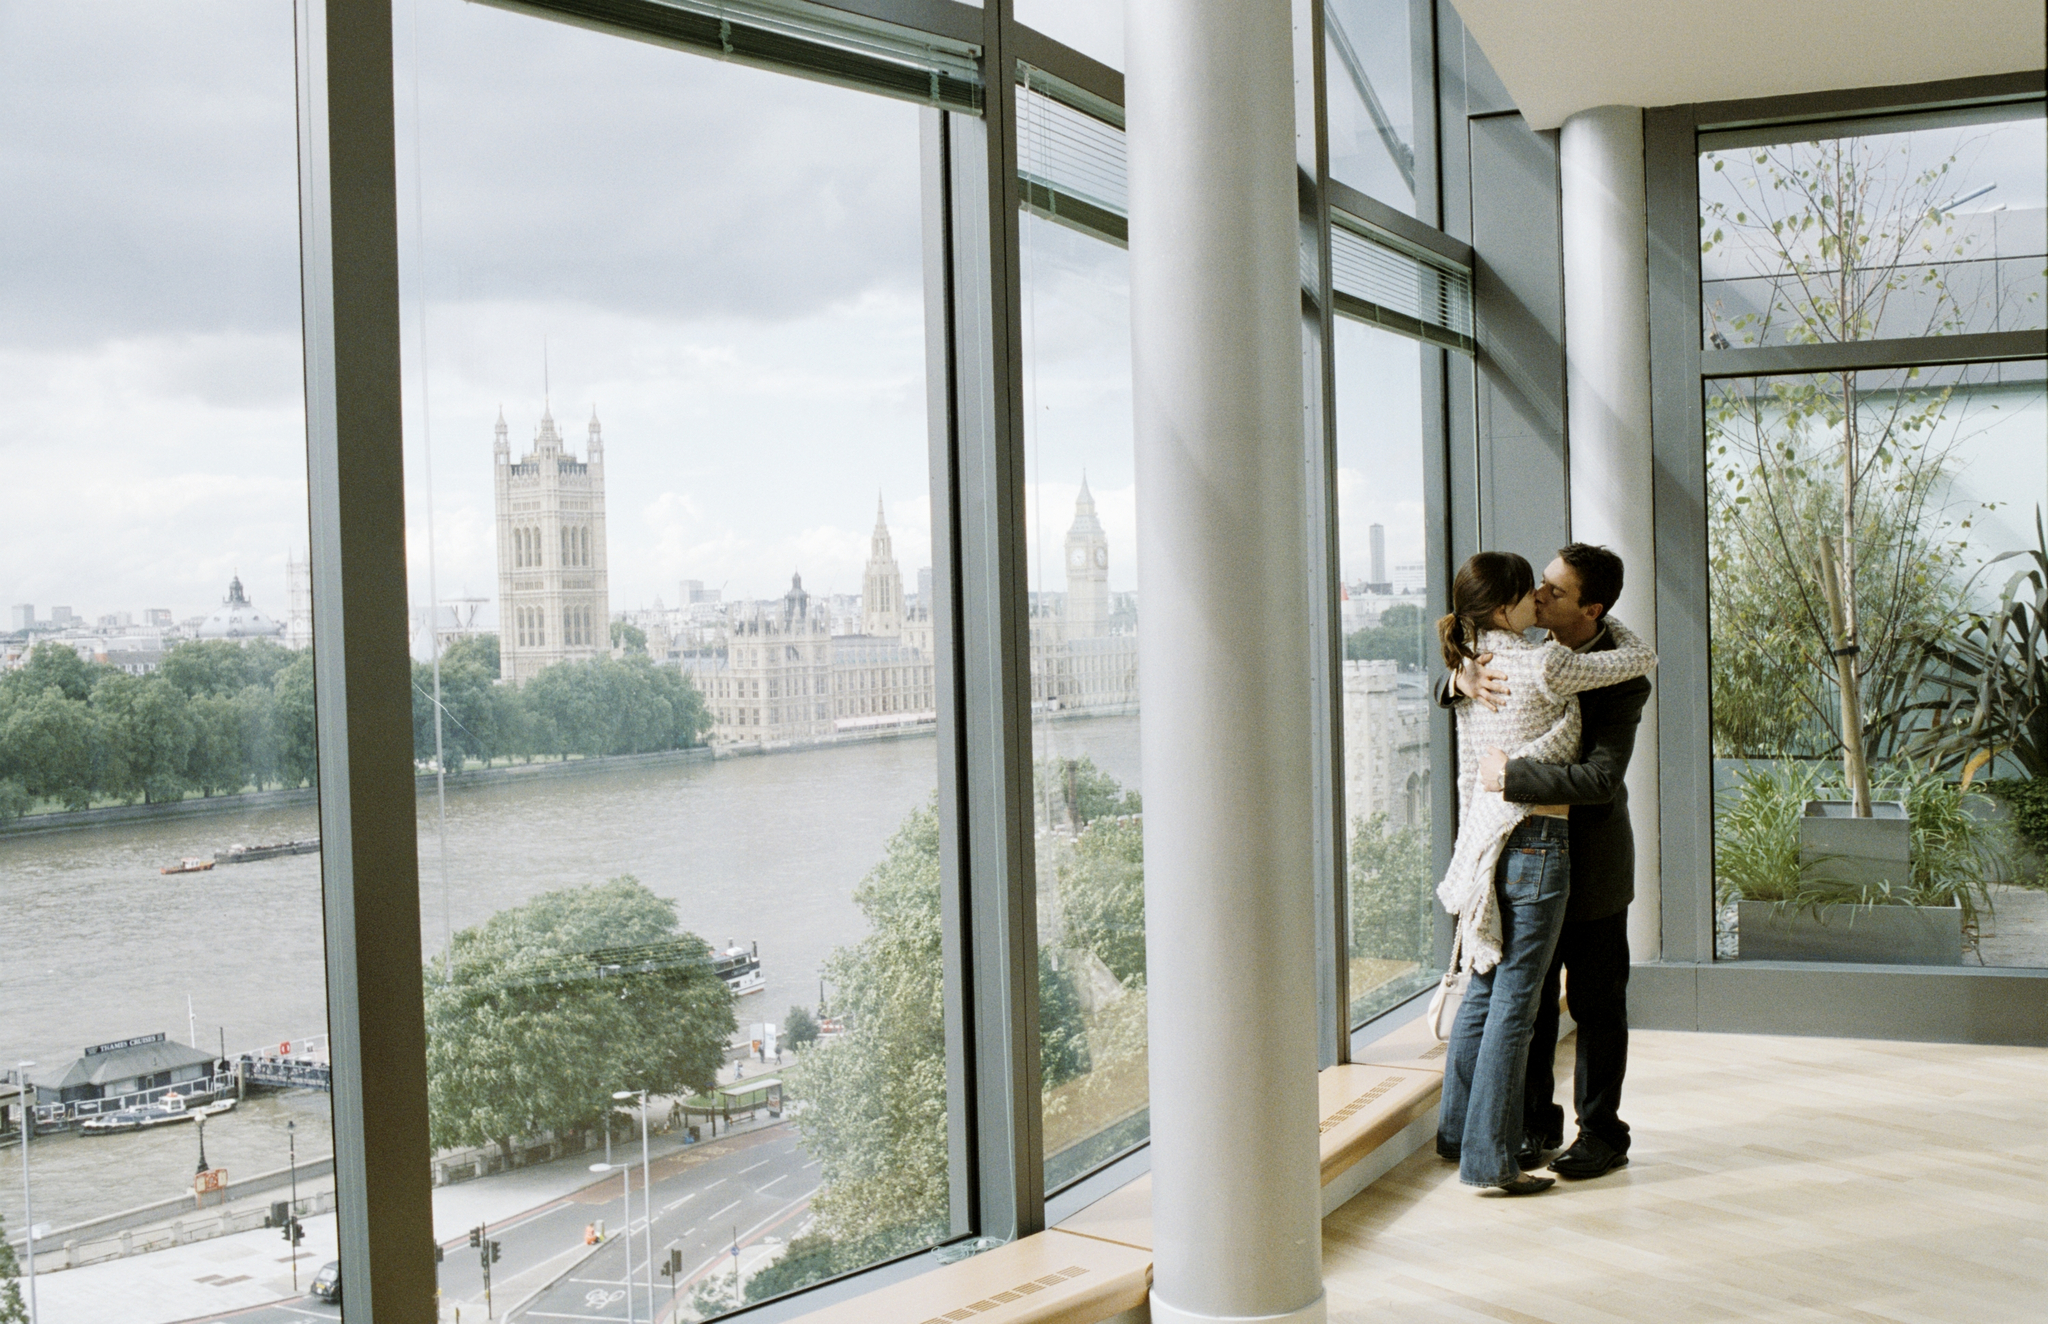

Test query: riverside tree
[424,876,734,1163]
[0,1210,24,1324]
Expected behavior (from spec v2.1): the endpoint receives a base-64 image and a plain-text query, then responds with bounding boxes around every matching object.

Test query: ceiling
[1449,0,2046,129]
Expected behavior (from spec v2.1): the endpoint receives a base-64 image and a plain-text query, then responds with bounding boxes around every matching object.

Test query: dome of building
[195,576,285,642]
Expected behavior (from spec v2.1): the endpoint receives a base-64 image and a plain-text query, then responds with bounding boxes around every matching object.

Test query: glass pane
[1700,107,2048,349]
[1333,318,1440,1023]
[1020,211,1146,1191]
[1326,0,1421,214]
[1706,360,2048,968]
[1015,0,1125,73]
[0,0,339,1309]
[399,3,947,1314]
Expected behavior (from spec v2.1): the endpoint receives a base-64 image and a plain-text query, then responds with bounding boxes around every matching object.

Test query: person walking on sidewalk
[1442,543,1648,1181]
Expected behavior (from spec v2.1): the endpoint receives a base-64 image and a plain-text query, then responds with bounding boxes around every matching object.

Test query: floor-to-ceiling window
[397,2,956,1312]
[1332,318,1441,1024]
[0,2,341,1312]
[1700,102,2048,969]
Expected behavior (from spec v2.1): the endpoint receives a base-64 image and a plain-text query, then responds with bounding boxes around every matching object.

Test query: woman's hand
[1480,747,1508,792]
[1453,654,1511,711]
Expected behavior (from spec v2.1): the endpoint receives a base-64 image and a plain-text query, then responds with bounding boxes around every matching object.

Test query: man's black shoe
[1435,1142,1460,1163]
[1549,1133,1628,1180]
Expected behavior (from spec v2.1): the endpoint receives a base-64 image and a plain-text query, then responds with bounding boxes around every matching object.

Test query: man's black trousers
[1525,909,1631,1153]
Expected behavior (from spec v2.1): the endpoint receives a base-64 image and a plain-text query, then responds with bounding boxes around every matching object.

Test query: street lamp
[195,1115,210,1176]
[287,1118,299,1293]
[589,1163,634,1324]
[15,1061,37,1324]
[613,1090,655,1320]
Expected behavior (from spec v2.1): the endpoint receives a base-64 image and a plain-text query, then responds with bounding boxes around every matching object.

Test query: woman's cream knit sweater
[1437,618,1657,974]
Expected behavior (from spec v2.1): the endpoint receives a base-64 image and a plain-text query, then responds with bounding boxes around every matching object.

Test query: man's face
[1534,557,1592,632]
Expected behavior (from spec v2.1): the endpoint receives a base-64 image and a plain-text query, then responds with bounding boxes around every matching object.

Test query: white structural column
[1561,105,1661,959]
[1127,0,1325,1321]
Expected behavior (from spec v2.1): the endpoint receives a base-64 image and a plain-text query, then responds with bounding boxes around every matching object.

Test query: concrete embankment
[0,745,717,838]
[11,1154,337,1273]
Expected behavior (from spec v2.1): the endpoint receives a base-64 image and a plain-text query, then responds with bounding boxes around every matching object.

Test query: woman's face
[1491,590,1538,634]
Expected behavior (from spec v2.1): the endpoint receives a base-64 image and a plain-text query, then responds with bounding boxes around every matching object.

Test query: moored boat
[713,941,766,997]
[80,1092,201,1134]
[215,839,320,864]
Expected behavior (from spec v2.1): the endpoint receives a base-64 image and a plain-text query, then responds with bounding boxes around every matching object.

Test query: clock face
[1093,546,1108,568]
[1069,547,1086,568]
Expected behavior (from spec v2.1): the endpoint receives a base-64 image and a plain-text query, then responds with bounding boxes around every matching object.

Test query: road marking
[662,1193,696,1213]
[802,1158,820,1169]
[737,1159,770,1174]
[492,1199,578,1236]
[701,1177,726,1189]
[712,1199,742,1218]
[521,1314,629,1322]
[758,1174,788,1192]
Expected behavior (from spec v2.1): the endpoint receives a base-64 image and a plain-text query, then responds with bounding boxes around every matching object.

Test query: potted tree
[1702,122,2017,961]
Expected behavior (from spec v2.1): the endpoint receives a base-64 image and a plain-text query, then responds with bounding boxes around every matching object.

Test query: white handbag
[1427,929,1467,1042]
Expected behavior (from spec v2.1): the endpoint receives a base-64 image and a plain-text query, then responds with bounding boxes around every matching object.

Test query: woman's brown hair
[1436,551,1535,671]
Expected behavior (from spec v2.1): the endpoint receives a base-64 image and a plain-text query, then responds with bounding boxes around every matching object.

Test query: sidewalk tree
[424,876,735,1161]
[0,1210,25,1324]
[782,1004,819,1051]
[783,797,949,1266]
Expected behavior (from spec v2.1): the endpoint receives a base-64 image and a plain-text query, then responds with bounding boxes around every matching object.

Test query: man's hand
[1479,747,1508,793]
[1452,653,1511,711]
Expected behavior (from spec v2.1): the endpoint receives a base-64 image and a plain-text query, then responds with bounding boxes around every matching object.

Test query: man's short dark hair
[1557,543,1624,619]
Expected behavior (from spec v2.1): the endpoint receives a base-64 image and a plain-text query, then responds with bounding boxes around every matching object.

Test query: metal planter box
[1798,799,1912,891]
[1736,899,1963,965]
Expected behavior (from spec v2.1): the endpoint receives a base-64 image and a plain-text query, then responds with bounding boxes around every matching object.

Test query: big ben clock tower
[1064,476,1110,637]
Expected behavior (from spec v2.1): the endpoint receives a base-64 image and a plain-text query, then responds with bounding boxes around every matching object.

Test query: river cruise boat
[79,1093,237,1134]
[161,858,215,875]
[713,941,766,997]
[216,839,320,864]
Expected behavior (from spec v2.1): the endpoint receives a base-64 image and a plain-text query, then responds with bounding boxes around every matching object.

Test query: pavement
[25,1072,801,1324]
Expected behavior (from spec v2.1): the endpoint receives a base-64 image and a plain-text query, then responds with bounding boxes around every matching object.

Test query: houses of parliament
[492,407,1139,752]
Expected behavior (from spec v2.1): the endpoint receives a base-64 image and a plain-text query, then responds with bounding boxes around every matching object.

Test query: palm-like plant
[1905,509,2048,780]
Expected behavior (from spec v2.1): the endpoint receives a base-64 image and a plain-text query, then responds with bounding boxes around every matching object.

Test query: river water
[0,714,1138,1235]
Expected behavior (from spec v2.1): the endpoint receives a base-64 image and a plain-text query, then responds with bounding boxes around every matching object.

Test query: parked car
[311,1259,342,1304]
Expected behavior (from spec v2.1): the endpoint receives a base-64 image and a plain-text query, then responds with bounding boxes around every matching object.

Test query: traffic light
[489,1239,502,1264]
[435,1244,445,1264]
[469,1225,483,1249]
[661,1248,684,1279]
[288,1217,305,1246]
[279,1218,293,1244]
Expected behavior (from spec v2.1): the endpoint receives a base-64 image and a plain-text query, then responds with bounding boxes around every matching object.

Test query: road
[187,1120,814,1324]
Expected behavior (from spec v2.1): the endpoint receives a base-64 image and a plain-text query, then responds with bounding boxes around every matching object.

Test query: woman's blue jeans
[1438,814,1571,1186]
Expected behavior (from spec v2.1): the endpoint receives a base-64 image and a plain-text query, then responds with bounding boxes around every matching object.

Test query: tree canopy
[1345,602,1427,669]
[424,876,734,1158]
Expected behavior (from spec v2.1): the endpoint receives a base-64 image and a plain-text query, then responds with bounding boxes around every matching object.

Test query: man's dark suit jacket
[1435,629,1652,923]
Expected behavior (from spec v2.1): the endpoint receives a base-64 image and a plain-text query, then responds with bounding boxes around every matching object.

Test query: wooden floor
[1323,1029,2048,1324]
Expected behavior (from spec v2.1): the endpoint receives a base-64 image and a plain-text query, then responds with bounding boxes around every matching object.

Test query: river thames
[0,714,1138,1234]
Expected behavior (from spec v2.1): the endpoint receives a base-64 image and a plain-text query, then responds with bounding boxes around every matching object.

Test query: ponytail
[1440,551,1535,673]
[1437,612,1474,672]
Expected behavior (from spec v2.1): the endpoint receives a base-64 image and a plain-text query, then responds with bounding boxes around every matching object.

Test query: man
[1437,542,1647,1180]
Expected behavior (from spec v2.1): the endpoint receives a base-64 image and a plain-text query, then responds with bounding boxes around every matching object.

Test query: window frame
[1641,70,2048,1040]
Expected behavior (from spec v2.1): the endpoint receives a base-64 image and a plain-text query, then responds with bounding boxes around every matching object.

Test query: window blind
[1017,71,1128,245]
[483,0,984,114]
[1329,215,1474,353]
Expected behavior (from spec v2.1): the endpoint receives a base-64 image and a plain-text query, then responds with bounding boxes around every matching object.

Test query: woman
[1431,551,1655,1194]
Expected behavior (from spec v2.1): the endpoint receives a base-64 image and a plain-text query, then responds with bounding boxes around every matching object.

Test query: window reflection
[1333,318,1439,1024]
[1700,108,2047,349]
[1326,0,1422,213]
